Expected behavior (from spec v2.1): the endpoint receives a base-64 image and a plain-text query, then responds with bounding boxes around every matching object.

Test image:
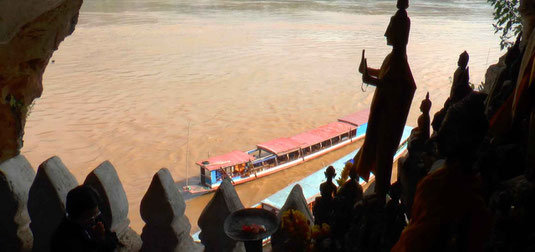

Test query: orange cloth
[512,49,535,119]
[392,165,491,252]
[490,37,535,136]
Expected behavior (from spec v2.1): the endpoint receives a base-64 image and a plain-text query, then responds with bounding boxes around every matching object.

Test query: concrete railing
[0,155,309,251]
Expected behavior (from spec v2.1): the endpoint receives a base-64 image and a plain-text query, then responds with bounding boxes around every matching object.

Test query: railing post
[140,168,202,251]
[84,161,142,251]
[271,184,313,252]
[0,155,35,251]
[198,178,245,252]
[28,156,78,252]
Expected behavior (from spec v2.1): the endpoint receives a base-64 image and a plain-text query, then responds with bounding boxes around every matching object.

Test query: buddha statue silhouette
[353,0,416,203]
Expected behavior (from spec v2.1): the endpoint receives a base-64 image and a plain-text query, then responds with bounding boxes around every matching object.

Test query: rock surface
[28,156,78,252]
[0,155,36,251]
[0,0,83,163]
[483,53,507,94]
[140,168,202,252]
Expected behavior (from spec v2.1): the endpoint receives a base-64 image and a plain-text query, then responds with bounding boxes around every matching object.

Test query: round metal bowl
[224,208,279,241]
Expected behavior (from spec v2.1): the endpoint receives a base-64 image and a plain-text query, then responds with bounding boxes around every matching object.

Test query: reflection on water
[22,0,500,233]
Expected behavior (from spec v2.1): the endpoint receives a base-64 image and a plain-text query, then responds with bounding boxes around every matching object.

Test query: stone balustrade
[0,155,306,251]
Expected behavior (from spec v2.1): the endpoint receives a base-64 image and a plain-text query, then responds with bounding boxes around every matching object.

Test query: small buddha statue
[313,166,337,225]
[409,92,432,151]
[417,92,432,141]
[320,166,337,200]
[450,51,472,103]
[331,168,364,244]
[337,168,363,205]
[431,51,472,138]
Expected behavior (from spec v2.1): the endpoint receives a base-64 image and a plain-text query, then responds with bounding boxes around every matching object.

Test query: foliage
[25,101,35,118]
[488,0,522,50]
[7,94,23,110]
[6,94,35,120]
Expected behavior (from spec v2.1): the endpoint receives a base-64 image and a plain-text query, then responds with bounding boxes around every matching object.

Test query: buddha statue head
[385,0,411,48]
[397,0,409,10]
[420,92,432,114]
[324,165,336,180]
[458,51,469,69]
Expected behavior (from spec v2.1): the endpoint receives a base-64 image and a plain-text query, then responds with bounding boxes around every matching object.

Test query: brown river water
[22,0,501,233]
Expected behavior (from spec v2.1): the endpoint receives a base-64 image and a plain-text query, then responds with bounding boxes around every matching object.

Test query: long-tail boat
[183,109,370,194]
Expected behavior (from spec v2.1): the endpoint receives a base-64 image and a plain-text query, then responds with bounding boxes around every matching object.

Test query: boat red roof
[196,150,255,171]
[256,137,304,156]
[291,122,356,146]
[337,109,370,126]
[196,109,369,168]
[257,122,357,155]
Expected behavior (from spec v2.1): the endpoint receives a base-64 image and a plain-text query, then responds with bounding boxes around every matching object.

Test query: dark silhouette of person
[50,185,120,252]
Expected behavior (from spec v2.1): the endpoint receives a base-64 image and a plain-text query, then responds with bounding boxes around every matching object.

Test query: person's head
[66,185,101,228]
[325,166,336,179]
[458,51,469,68]
[385,9,411,48]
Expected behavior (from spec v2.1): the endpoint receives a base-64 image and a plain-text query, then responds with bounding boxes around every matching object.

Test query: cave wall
[0,0,83,163]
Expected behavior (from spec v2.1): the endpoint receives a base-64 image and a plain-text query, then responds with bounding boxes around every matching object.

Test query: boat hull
[183,132,366,195]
